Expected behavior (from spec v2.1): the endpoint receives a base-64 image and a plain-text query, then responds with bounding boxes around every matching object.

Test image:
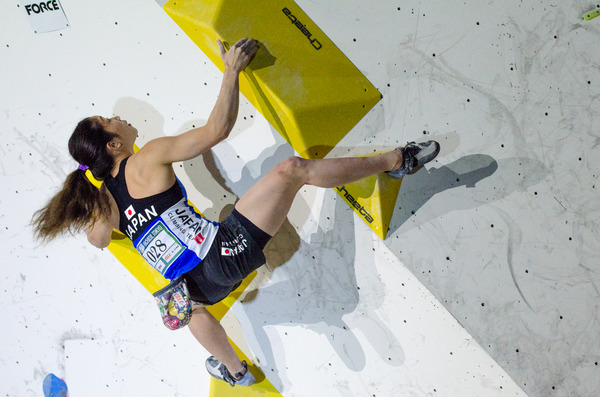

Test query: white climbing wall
[1,0,599,396]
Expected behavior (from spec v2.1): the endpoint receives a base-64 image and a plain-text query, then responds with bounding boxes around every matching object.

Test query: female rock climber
[32,38,440,387]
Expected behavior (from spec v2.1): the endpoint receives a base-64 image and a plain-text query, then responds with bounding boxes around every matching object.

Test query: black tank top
[104,157,184,241]
[103,157,220,281]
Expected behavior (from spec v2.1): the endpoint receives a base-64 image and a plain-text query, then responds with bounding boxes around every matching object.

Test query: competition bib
[136,220,185,275]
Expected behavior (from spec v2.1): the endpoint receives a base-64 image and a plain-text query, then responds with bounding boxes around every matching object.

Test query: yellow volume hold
[159,0,381,160]
[156,0,403,239]
[335,150,403,240]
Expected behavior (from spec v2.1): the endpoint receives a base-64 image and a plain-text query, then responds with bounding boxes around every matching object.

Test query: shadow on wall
[192,136,405,389]
[239,197,406,391]
[388,154,548,236]
[113,97,170,143]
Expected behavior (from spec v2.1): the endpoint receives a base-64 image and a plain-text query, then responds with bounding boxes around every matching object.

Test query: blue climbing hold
[43,373,68,397]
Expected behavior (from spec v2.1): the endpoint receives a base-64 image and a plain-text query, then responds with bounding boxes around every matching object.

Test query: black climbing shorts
[183,208,271,305]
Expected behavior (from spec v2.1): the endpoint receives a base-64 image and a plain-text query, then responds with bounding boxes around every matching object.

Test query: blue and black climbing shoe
[387,140,440,179]
[205,356,255,387]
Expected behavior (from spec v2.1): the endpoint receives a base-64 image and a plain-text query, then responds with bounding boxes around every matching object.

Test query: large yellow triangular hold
[209,337,283,397]
[159,0,381,159]
[334,152,403,240]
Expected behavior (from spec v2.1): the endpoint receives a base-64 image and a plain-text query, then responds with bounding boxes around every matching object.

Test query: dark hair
[32,117,117,242]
